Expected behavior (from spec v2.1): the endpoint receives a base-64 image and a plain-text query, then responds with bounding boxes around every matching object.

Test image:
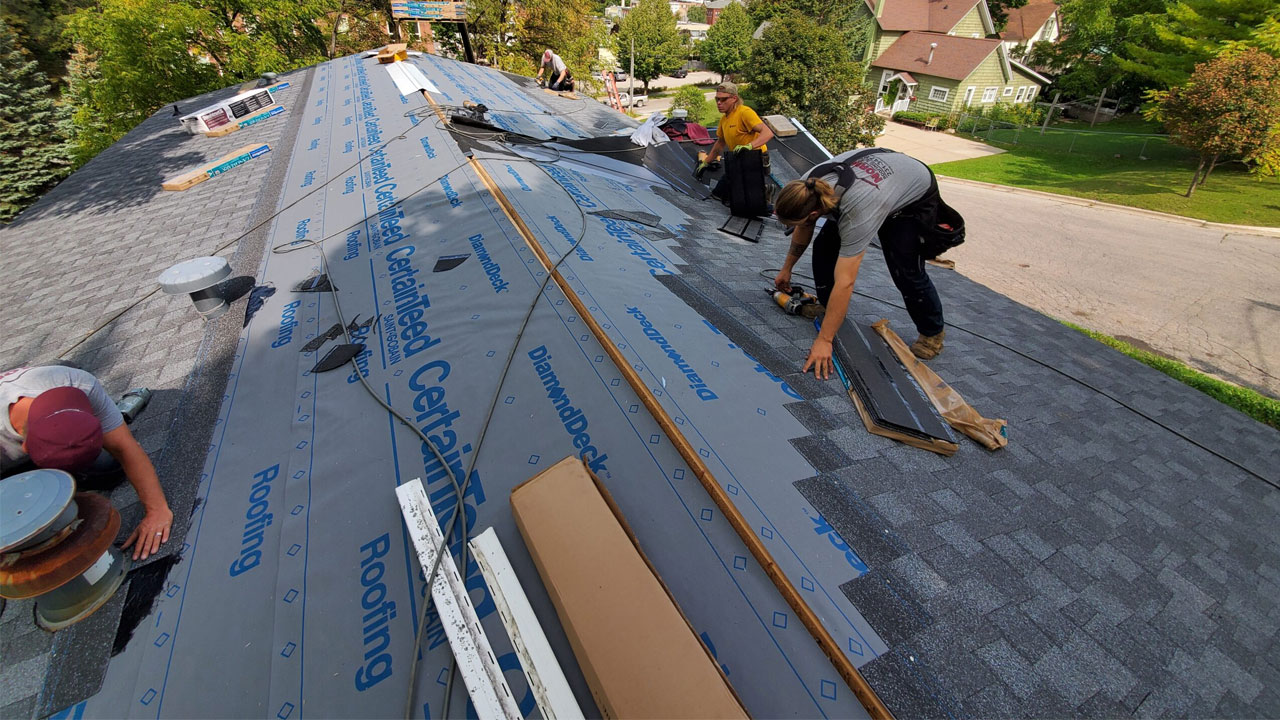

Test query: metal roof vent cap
[927,42,938,64]
[0,470,131,631]
[670,108,689,119]
[258,71,279,87]
[159,256,233,320]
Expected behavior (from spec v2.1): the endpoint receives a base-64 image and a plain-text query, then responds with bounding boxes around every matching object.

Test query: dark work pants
[811,216,945,337]
[1,450,125,492]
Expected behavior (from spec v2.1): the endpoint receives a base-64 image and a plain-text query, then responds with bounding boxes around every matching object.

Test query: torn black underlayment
[311,343,365,373]
[82,51,884,719]
[243,285,276,327]
[292,273,335,292]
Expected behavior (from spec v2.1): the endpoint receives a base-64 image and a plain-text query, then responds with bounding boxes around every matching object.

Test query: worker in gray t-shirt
[1,366,172,560]
[773,149,949,378]
[537,49,575,91]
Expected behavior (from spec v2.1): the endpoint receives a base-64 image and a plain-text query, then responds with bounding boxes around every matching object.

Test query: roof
[873,0,984,33]
[3,50,1280,720]
[872,31,1003,81]
[706,0,742,9]
[999,0,1058,42]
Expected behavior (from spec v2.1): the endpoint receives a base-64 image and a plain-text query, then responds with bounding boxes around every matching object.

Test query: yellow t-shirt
[717,103,768,153]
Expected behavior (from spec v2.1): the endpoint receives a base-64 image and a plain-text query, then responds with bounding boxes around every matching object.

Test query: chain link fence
[953,114,1193,163]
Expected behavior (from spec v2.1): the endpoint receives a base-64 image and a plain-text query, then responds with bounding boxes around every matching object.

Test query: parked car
[668,68,689,78]
[610,69,628,82]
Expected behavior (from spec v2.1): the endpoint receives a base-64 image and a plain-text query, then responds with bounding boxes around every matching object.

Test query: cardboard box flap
[511,457,748,719]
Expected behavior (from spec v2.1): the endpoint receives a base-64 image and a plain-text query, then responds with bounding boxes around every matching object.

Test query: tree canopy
[746,14,883,153]
[701,2,753,79]
[467,0,604,77]
[1144,47,1280,195]
[614,0,686,93]
[1118,0,1280,87]
[0,18,72,221]
[1031,0,1165,106]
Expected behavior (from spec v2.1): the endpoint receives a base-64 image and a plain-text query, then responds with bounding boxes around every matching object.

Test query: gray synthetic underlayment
[83,53,885,719]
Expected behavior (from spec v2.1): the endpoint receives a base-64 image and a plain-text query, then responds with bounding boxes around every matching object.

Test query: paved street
[939,178,1280,398]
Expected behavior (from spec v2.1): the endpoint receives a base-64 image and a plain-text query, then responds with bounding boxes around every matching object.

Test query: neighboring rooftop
[872,32,1004,81]
[872,0,984,33]
[999,0,1058,42]
[2,51,1279,720]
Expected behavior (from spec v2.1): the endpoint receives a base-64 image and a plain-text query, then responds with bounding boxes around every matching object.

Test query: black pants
[1,450,126,492]
[812,211,945,338]
[549,75,574,92]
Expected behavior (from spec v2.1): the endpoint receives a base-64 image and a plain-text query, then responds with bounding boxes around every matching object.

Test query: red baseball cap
[25,387,103,471]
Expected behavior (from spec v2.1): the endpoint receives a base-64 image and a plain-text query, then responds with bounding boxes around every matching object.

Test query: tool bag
[809,149,966,259]
[717,147,770,218]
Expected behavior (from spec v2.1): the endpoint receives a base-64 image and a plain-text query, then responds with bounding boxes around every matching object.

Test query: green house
[855,0,1050,116]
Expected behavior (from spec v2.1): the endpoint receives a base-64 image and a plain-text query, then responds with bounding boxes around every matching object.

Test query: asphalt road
[939,178,1280,399]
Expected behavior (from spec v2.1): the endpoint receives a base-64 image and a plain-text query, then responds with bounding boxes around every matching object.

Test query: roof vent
[927,42,938,64]
[159,256,233,320]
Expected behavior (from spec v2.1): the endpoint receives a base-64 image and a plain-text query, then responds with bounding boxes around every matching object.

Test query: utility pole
[629,37,636,113]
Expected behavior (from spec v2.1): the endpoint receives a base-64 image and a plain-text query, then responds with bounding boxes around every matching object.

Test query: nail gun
[768,285,823,319]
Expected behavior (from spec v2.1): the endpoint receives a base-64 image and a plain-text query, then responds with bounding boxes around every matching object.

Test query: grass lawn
[934,140,1280,226]
[1062,321,1280,430]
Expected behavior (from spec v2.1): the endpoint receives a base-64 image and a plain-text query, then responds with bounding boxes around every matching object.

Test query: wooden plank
[377,43,408,63]
[162,143,271,191]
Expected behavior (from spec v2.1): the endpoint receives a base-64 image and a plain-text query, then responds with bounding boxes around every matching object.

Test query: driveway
[939,179,1280,399]
[873,120,1004,164]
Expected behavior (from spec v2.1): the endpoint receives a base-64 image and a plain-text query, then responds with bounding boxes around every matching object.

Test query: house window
[982,87,997,102]
[1027,86,1039,101]
[1015,86,1027,102]
[1003,87,1014,97]
[879,69,894,94]
[964,86,976,106]
[929,86,950,102]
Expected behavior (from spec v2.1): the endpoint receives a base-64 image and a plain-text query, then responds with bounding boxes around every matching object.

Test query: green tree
[466,0,604,79]
[687,4,707,22]
[746,14,883,153]
[62,0,331,164]
[1031,0,1165,106]
[669,84,716,123]
[746,0,876,61]
[1118,0,1280,87]
[701,1,752,79]
[1144,47,1280,195]
[0,19,72,221]
[615,0,686,93]
[0,0,93,85]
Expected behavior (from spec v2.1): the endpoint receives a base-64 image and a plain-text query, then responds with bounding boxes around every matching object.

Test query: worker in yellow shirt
[698,82,775,215]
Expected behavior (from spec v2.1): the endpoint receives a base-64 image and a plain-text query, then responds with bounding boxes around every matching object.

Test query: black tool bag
[717,148,769,218]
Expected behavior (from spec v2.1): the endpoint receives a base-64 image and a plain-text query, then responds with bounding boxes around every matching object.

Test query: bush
[962,102,1044,126]
[669,84,716,125]
[893,111,929,123]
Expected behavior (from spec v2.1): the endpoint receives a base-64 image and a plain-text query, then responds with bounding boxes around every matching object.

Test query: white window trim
[964,86,976,106]
[929,86,950,102]
[982,87,997,102]
[1027,86,1039,101]
[1015,86,1027,102]
[879,69,894,94]
[1003,86,1014,96]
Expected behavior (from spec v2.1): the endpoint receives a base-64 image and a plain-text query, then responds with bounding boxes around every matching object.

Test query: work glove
[693,159,720,180]
[733,144,753,153]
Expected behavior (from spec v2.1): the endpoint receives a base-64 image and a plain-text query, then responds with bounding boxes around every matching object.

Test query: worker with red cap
[1,366,172,560]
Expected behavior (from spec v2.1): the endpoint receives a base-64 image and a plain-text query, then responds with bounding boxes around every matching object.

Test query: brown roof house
[999,0,1061,62]
[854,0,1050,115]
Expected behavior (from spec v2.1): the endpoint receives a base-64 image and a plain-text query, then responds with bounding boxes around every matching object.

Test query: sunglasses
[714,96,733,103]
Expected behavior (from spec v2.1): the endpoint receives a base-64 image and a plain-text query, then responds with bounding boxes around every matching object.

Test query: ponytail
[776,177,839,224]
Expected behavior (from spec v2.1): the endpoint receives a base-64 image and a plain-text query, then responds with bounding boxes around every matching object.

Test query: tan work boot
[910,330,945,360]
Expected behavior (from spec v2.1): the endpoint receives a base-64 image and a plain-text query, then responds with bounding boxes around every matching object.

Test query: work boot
[910,330,945,360]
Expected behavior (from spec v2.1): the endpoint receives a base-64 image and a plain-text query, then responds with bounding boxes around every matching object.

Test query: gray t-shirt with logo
[802,149,933,257]
[0,366,123,470]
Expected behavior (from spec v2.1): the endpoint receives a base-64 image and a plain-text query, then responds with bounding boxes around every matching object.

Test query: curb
[934,175,1280,239]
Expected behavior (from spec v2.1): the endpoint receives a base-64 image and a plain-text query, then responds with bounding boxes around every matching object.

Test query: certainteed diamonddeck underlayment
[80,52,883,719]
